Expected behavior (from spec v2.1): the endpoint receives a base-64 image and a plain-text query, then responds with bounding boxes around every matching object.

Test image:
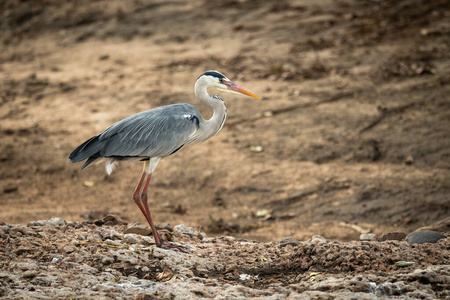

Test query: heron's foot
[157,240,190,252]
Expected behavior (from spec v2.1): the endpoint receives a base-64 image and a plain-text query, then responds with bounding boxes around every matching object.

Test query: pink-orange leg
[132,159,188,250]
[132,171,162,247]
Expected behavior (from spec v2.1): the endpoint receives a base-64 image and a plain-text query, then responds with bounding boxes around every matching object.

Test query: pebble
[63,246,75,254]
[34,276,59,284]
[101,229,123,240]
[157,223,174,232]
[105,239,122,246]
[174,224,198,235]
[278,237,301,247]
[405,230,446,245]
[101,255,115,265]
[28,218,67,227]
[395,261,415,267]
[78,265,99,275]
[123,233,139,244]
[378,232,406,241]
[22,270,39,278]
[97,214,128,226]
[48,217,67,227]
[309,235,327,244]
[51,257,62,264]
[12,225,30,234]
[375,281,405,297]
[15,262,38,271]
[124,256,138,265]
[27,220,46,227]
[124,224,152,236]
[359,233,377,241]
[239,274,253,281]
[140,235,156,245]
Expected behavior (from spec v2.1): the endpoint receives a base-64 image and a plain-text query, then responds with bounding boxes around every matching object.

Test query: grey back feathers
[69,103,202,169]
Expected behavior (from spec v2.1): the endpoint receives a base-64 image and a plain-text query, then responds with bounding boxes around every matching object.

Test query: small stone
[309,235,327,244]
[22,270,39,278]
[140,236,156,245]
[34,276,58,284]
[107,229,125,239]
[79,265,99,274]
[27,220,46,227]
[100,214,128,226]
[406,230,446,244]
[263,111,273,117]
[378,232,407,241]
[124,224,152,236]
[63,246,75,254]
[105,239,122,246]
[101,255,114,265]
[359,233,377,241]
[395,261,415,267]
[16,262,38,271]
[123,233,139,244]
[249,145,264,153]
[174,224,198,235]
[83,181,95,187]
[125,256,138,265]
[92,285,102,291]
[51,257,61,264]
[239,274,253,281]
[156,223,173,232]
[279,237,300,247]
[255,209,272,218]
[48,217,67,227]
[11,226,30,235]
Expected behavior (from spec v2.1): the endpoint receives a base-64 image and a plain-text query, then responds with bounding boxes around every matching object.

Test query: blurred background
[1,0,449,242]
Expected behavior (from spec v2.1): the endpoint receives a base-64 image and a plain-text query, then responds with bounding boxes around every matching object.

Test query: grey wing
[98,104,201,158]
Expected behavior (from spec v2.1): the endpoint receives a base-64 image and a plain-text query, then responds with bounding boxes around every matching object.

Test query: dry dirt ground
[0,0,449,298]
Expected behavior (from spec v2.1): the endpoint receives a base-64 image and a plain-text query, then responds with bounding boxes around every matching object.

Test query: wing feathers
[69,104,202,166]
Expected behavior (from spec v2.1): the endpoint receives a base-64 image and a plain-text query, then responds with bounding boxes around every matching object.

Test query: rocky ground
[0,217,449,299]
[1,0,449,298]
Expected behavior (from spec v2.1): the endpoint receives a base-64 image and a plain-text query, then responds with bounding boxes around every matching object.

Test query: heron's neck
[195,84,227,142]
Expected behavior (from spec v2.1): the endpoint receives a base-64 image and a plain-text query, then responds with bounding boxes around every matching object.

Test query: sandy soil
[0,0,449,298]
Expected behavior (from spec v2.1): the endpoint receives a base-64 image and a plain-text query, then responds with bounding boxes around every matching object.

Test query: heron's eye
[219,78,224,83]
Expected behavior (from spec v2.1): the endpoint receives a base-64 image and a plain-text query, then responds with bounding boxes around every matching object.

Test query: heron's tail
[69,136,102,169]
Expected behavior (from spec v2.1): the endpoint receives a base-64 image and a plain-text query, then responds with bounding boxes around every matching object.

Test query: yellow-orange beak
[224,81,261,99]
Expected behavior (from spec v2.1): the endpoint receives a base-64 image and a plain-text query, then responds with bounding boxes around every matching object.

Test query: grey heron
[69,70,260,248]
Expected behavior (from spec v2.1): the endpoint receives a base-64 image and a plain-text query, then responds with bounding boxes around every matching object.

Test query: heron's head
[197,70,261,99]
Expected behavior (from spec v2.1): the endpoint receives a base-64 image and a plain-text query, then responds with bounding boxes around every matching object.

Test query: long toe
[158,240,190,252]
